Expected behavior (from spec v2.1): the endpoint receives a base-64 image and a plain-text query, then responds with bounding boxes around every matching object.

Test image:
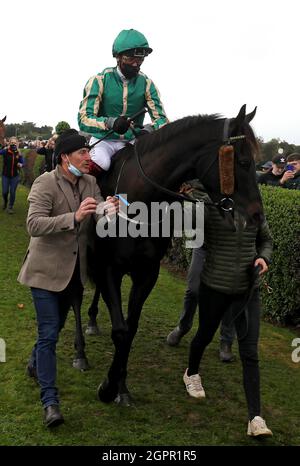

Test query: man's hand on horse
[179,182,194,195]
[96,196,120,218]
[104,196,120,216]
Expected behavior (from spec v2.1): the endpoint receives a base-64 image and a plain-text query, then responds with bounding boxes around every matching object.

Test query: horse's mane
[137,113,221,154]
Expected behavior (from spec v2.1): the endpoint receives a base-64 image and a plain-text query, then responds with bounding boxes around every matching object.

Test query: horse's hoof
[85,325,100,336]
[72,358,90,371]
[97,378,118,403]
[114,393,135,407]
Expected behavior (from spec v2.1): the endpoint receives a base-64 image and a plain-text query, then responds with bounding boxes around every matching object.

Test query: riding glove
[106,116,131,135]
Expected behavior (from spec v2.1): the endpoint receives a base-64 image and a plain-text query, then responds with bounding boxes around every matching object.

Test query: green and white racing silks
[78,67,168,140]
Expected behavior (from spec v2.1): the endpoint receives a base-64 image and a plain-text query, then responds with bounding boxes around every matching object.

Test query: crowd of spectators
[257,153,300,190]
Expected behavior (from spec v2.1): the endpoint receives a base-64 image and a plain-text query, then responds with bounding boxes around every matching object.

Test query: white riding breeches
[89,138,133,171]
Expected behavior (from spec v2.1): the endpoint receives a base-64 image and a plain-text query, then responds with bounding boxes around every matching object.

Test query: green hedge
[166,187,300,325]
[259,186,300,324]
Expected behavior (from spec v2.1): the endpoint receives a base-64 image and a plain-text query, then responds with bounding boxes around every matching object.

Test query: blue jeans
[30,273,83,408]
[2,175,19,208]
[178,246,235,344]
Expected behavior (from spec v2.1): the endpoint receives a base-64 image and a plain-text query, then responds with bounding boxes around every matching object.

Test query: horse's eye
[238,160,251,169]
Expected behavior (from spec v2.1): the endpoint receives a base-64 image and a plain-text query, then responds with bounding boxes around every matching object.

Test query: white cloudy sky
[2,0,300,143]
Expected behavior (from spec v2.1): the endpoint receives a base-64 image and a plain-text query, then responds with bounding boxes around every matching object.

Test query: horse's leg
[72,291,90,371]
[86,282,101,336]
[99,263,160,406]
[97,268,127,403]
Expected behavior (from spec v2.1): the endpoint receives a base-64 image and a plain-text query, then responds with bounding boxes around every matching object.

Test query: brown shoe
[44,405,64,428]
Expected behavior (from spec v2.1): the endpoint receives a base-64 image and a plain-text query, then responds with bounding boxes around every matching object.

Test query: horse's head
[197,105,263,227]
[0,116,7,148]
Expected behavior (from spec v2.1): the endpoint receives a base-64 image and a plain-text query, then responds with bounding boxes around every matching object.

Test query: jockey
[78,29,168,175]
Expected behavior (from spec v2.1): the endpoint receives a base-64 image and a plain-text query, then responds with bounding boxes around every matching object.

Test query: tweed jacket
[18,166,104,291]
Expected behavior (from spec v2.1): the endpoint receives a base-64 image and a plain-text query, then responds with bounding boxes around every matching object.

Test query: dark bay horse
[85,104,263,406]
[0,116,6,148]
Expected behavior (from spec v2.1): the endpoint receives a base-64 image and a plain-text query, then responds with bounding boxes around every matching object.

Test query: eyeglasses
[122,55,144,65]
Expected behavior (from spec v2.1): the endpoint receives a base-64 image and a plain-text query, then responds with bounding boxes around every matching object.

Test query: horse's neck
[138,132,203,190]
[103,120,219,201]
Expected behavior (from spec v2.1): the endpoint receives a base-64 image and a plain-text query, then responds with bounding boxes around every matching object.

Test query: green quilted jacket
[190,181,273,294]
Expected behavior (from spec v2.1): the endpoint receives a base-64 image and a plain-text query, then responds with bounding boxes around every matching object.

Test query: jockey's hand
[75,197,98,223]
[107,116,131,135]
[254,258,268,275]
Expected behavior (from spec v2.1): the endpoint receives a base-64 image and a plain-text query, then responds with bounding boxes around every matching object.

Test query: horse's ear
[230,105,246,134]
[235,105,246,124]
[1,116,6,123]
[245,107,257,124]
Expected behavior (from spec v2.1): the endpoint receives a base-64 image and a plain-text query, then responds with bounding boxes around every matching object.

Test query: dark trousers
[2,175,19,208]
[29,268,83,408]
[188,283,261,420]
[179,246,235,344]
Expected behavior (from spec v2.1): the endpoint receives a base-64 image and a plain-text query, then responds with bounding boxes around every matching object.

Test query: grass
[0,182,299,446]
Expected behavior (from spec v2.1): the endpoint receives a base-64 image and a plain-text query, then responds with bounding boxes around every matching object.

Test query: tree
[5,122,52,140]
[55,121,71,135]
[258,138,300,162]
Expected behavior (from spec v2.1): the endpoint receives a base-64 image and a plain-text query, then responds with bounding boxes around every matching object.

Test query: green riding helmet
[112,29,153,57]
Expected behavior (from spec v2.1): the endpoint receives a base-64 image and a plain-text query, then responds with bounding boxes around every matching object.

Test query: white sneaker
[247,416,273,437]
[183,369,205,398]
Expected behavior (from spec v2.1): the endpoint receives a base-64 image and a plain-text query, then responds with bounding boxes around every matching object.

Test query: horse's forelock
[244,121,259,161]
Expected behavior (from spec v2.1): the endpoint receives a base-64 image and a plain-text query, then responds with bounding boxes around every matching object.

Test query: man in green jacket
[78,29,168,175]
[181,182,273,437]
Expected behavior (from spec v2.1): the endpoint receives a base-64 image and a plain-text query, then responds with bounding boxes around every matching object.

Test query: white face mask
[66,156,83,177]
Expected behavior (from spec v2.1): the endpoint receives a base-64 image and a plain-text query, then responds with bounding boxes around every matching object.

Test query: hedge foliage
[166,187,300,325]
[259,186,300,324]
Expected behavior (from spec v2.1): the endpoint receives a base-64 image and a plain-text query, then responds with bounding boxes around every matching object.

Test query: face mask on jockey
[119,54,144,79]
[66,156,83,177]
[120,63,140,79]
